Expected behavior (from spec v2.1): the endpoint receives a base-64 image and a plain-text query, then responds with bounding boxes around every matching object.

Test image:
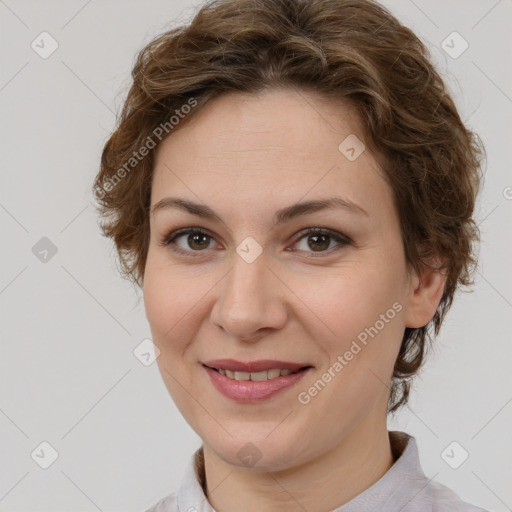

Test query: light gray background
[0,0,511,511]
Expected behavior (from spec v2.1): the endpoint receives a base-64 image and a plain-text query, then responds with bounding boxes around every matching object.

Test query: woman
[93,0,487,510]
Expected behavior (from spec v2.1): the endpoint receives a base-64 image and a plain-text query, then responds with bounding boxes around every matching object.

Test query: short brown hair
[93,0,485,413]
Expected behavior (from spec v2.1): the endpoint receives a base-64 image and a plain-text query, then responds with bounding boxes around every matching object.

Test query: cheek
[143,255,201,409]
[143,252,191,345]
[143,250,217,365]
[143,269,172,337]
[298,273,404,419]
[299,255,406,385]
[297,260,404,341]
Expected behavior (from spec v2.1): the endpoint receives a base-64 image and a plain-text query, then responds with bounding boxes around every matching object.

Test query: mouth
[202,363,313,404]
[203,364,313,381]
[201,360,314,403]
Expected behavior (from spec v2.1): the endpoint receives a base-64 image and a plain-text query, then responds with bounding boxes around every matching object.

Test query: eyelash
[159,227,352,258]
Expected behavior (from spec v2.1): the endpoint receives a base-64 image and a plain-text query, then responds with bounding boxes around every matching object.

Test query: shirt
[145,430,489,512]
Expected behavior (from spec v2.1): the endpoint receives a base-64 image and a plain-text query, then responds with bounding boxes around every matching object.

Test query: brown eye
[161,228,216,256]
[183,232,211,250]
[160,227,351,258]
[305,233,331,251]
[293,228,351,256]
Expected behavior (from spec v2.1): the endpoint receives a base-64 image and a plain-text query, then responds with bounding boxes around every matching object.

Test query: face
[143,88,423,471]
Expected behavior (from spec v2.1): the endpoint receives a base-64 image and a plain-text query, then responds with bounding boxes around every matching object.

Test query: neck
[202,421,394,512]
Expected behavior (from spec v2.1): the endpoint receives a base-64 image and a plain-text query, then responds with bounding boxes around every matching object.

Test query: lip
[203,364,312,403]
[202,359,312,373]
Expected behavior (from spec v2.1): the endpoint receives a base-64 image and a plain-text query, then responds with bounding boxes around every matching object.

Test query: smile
[209,367,304,381]
[202,363,313,403]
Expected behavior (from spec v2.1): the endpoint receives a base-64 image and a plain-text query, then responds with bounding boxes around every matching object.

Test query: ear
[403,260,447,329]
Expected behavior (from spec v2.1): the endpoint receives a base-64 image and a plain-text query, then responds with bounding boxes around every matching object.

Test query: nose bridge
[211,246,285,340]
[225,248,269,318]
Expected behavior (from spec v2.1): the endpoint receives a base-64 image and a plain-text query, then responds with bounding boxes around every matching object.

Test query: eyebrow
[150,196,368,226]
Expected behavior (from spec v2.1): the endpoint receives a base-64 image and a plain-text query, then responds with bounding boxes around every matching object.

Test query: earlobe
[404,262,447,329]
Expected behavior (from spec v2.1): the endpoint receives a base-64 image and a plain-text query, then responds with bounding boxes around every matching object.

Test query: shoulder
[143,492,178,512]
[427,479,490,512]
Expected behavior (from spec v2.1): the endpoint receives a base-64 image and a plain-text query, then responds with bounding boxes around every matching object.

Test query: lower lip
[203,365,312,403]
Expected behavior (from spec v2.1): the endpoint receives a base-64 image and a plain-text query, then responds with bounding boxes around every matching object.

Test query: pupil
[190,234,209,250]
[309,234,329,251]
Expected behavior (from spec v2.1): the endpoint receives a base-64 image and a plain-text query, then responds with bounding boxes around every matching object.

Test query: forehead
[156,88,364,162]
[150,88,392,222]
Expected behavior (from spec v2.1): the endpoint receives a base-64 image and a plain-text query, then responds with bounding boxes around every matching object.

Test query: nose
[210,249,288,343]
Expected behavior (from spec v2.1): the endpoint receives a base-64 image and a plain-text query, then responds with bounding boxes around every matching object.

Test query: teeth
[215,368,301,381]
[267,368,281,379]
[248,370,268,381]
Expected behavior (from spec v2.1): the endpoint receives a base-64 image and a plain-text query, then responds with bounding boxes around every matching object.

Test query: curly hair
[93,0,485,413]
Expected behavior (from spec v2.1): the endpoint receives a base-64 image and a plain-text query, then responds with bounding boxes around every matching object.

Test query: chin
[206,432,308,472]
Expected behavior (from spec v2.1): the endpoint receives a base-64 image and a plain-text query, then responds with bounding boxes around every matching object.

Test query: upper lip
[202,359,313,373]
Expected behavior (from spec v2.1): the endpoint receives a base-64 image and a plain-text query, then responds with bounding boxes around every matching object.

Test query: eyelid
[160,227,214,245]
[160,226,352,257]
[292,227,352,245]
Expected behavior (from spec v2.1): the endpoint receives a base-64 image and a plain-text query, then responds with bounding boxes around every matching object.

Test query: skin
[143,88,446,512]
